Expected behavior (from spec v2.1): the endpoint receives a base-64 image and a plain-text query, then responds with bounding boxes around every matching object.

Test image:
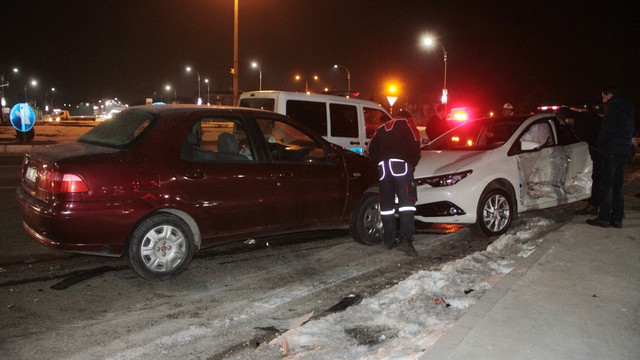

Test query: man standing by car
[426,103,448,141]
[587,86,636,228]
[555,106,602,215]
[368,110,421,256]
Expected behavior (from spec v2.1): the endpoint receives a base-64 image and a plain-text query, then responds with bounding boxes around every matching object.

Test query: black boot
[397,237,418,257]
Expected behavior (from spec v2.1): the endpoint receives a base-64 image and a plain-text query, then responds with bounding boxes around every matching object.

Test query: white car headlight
[416,170,473,187]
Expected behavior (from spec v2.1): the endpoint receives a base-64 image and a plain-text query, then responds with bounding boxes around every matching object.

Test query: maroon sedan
[16,105,382,280]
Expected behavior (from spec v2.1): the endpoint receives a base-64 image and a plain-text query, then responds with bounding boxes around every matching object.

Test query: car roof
[125,104,283,117]
[239,90,386,107]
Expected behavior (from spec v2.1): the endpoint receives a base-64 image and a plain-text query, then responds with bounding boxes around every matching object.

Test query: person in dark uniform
[587,86,636,228]
[425,103,448,141]
[367,110,421,256]
[555,106,602,215]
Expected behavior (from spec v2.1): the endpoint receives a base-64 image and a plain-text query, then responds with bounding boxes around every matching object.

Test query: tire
[126,214,195,281]
[473,189,513,237]
[350,192,383,245]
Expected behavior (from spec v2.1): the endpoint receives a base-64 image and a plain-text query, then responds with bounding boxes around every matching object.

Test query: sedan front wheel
[127,214,195,281]
[474,189,513,237]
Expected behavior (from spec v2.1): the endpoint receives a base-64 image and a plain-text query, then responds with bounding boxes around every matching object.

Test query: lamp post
[233,0,239,105]
[295,74,319,93]
[204,79,210,105]
[45,87,55,112]
[251,62,263,91]
[185,66,201,105]
[421,36,448,105]
[25,79,37,107]
[166,85,177,104]
[333,64,351,92]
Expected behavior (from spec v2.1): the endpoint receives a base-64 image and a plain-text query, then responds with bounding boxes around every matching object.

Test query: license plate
[25,167,38,183]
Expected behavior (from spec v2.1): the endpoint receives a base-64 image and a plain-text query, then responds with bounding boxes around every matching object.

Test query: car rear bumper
[16,187,138,256]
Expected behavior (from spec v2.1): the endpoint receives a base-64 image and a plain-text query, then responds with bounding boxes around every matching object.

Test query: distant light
[451,136,460,142]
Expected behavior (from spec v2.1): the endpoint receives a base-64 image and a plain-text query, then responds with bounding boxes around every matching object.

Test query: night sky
[1,0,638,113]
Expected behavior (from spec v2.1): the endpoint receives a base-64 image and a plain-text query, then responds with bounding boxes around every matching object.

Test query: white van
[238,91,392,154]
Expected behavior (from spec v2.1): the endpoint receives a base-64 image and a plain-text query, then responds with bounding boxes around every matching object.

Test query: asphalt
[2,125,640,359]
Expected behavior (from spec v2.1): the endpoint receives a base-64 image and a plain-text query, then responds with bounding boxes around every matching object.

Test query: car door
[255,117,348,226]
[515,119,570,209]
[328,102,366,154]
[174,115,277,236]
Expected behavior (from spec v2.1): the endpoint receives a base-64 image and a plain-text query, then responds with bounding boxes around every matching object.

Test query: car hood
[415,149,488,177]
[26,141,121,163]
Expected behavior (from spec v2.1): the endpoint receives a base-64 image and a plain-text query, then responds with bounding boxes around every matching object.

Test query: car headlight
[416,169,473,187]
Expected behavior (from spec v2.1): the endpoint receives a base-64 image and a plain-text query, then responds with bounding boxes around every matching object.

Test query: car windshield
[78,109,156,148]
[427,117,525,151]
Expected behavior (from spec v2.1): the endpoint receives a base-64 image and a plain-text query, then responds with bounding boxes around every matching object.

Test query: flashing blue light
[347,147,364,154]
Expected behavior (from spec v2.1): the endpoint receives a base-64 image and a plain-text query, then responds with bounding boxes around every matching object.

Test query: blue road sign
[10,103,36,132]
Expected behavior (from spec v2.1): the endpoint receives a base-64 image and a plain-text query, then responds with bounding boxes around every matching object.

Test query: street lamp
[251,62,263,91]
[45,87,55,112]
[295,74,319,93]
[25,79,37,106]
[333,64,351,92]
[421,36,448,105]
[165,85,177,104]
[185,66,201,105]
[204,79,210,105]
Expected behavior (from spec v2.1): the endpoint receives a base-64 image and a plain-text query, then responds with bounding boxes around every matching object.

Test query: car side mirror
[520,139,541,151]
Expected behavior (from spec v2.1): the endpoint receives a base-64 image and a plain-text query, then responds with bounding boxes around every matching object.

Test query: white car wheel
[475,189,512,237]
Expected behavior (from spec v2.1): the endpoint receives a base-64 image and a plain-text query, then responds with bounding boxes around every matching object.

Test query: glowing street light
[204,79,211,105]
[295,74,319,93]
[185,66,202,105]
[251,62,263,91]
[333,64,351,92]
[421,35,448,105]
[165,85,177,104]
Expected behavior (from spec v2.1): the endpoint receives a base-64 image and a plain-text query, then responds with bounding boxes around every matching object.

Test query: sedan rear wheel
[474,189,513,237]
[350,192,383,245]
[127,214,195,281]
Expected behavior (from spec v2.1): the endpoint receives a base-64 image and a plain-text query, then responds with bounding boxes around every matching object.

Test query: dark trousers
[596,153,629,223]
[589,149,601,206]
[378,159,417,246]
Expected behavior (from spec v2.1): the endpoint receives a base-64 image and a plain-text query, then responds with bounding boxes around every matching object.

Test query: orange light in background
[450,108,469,122]
[467,139,473,146]
[451,136,460,142]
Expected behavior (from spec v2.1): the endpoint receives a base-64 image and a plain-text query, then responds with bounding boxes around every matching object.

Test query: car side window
[329,103,358,138]
[256,118,327,164]
[519,121,554,151]
[181,117,255,162]
[286,100,327,136]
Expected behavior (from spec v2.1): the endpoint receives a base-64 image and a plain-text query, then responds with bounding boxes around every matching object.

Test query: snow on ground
[261,217,554,359]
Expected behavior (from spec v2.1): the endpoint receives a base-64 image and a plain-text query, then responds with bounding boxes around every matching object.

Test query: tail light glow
[38,170,89,193]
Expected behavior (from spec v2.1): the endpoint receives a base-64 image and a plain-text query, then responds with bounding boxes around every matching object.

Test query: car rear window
[78,109,156,148]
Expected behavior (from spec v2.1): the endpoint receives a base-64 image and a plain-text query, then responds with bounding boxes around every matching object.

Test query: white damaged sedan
[414,113,592,236]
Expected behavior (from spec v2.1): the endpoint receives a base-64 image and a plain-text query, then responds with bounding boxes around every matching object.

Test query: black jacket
[368,116,421,167]
[599,96,636,154]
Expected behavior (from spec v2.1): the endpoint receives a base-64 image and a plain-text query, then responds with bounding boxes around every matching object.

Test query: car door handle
[350,141,360,145]
[185,170,205,179]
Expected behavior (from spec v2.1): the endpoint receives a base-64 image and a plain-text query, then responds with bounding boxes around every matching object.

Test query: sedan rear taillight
[38,170,89,194]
